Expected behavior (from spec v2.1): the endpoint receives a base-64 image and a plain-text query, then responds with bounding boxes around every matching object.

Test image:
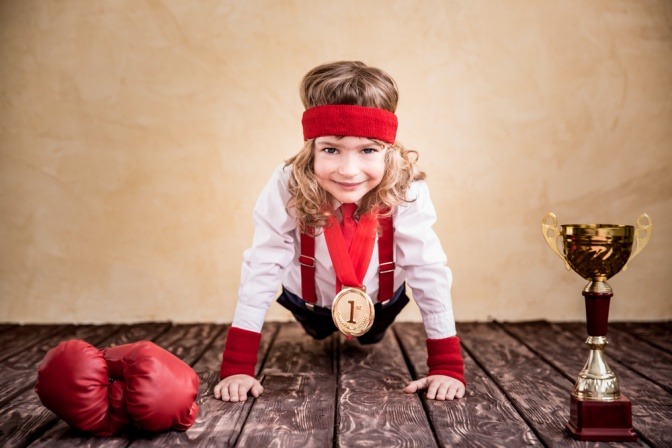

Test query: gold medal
[331,287,375,337]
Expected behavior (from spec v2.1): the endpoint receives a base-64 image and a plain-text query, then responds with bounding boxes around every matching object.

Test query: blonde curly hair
[285,61,425,232]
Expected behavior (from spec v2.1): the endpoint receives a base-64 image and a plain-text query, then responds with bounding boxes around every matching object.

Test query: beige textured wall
[1,0,671,324]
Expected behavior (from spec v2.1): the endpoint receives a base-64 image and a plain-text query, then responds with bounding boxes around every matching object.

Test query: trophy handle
[542,212,571,270]
[623,213,652,271]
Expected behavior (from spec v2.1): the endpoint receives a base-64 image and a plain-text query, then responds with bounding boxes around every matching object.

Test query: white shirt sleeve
[232,164,297,332]
[394,181,457,339]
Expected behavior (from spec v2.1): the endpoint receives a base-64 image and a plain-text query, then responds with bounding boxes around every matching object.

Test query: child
[214,61,465,403]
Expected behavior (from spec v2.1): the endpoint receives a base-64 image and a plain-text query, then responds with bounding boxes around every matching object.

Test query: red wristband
[426,336,466,386]
[219,327,262,379]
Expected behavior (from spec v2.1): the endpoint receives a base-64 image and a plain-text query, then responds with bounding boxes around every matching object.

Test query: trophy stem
[574,286,619,400]
[573,336,620,400]
[583,283,611,337]
[566,283,636,442]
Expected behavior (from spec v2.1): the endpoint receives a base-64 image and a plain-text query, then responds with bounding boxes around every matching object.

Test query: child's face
[313,136,387,204]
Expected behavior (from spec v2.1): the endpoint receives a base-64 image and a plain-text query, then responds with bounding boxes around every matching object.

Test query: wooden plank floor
[0,321,669,447]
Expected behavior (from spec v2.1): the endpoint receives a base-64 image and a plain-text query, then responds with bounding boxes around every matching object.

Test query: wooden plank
[612,322,672,354]
[560,322,672,395]
[393,322,541,446]
[0,323,169,448]
[234,322,337,447]
[0,324,120,408]
[150,323,222,366]
[0,325,62,363]
[337,329,437,447]
[456,322,642,447]
[262,321,336,375]
[237,373,337,448]
[127,322,279,448]
[504,321,672,448]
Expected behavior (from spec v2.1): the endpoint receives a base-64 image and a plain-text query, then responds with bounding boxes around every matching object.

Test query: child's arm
[214,326,263,402]
[403,336,466,400]
[215,166,296,402]
[394,181,466,399]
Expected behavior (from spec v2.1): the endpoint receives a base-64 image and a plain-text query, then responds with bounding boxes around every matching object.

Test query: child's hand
[213,374,263,402]
[403,375,465,401]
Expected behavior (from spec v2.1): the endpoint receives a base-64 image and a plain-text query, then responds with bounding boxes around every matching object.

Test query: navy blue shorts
[276,284,409,344]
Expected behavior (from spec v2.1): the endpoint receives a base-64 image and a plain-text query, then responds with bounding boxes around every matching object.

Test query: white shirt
[232,164,457,339]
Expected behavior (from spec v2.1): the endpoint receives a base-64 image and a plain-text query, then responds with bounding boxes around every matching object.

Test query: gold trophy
[542,212,652,442]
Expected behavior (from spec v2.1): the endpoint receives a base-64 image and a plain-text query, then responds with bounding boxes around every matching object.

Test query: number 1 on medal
[332,287,375,338]
[348,300,355,323]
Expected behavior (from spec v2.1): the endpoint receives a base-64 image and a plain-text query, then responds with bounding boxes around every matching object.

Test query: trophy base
[566,393,637,441]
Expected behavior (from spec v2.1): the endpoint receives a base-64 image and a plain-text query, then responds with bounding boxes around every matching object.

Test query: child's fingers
[236,383,249,402]
[447,382,462,400]
[220,384,231,401]
[426,379,441,400]
[403,379,417,393]
[427,380,465,401]
[228,382,242,402]
[455,384,466,399]
[403,378,427,394]
[434,382,451,401]
[250,382,264,397]
[213,376,263,402]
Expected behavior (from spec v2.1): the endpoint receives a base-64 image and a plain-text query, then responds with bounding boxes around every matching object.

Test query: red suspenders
[299,214,395,304]
[377,214,395,302]
[298,228,318,304]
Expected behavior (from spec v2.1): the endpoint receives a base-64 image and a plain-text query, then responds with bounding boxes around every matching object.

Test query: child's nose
[338,153,360,176]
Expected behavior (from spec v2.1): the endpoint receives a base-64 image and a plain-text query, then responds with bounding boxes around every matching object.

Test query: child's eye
[361,148,378,154]
[322,147,338,154]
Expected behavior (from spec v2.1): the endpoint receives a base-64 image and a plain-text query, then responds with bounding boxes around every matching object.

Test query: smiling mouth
[334,181,362,190]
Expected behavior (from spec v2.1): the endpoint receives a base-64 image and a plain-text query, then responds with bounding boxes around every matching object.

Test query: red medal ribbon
[323,208,379,292]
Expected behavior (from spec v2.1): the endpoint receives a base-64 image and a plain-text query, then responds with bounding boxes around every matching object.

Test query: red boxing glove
[102,341,199,432]
[426,336,466,386]
[220,326,262,379]
[35,340,130,436]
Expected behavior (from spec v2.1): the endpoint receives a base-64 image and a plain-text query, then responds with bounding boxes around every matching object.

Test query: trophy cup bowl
[541,212,652,442]
[564,224,633,285]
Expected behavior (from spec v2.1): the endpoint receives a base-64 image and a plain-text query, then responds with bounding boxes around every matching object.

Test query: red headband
[302,105,398,144]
